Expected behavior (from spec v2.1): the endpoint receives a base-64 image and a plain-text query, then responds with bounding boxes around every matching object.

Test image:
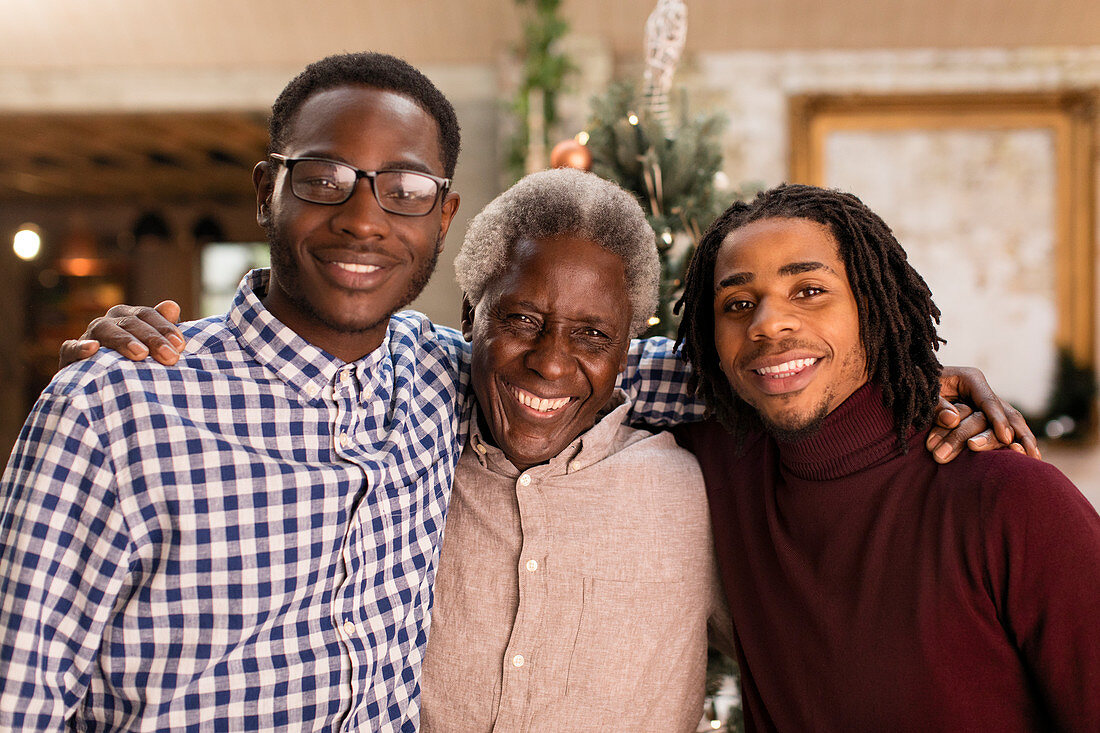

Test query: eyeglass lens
[290,159,441,214]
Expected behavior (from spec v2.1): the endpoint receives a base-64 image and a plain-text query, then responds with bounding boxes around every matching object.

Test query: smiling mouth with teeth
[510,384,572,413]
[333,262,381,274]
[754,357,818,379]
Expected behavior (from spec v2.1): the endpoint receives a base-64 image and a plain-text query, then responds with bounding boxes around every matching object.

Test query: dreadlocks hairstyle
[269,52,461,177]
[675,183,944,449]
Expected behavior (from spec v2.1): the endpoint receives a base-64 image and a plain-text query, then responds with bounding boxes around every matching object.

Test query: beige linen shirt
[420,392,730,732]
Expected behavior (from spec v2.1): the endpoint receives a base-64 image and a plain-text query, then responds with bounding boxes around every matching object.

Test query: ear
[460,295,475,342]
[253,160,275,227]
[436,192,461,248]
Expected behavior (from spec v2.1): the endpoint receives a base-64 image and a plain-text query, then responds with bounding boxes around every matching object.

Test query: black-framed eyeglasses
[270,153,450,216]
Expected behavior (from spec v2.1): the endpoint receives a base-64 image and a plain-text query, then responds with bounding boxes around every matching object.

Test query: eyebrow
[780,261,834,276]
[715,261,836,291]
[716,272,753,290]
[380,160,436,175]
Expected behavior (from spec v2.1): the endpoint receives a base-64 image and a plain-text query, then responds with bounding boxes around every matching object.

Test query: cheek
[713,320,744,370]
[401,220,444,254]
[474,336,522,385]
[582,362,616,395]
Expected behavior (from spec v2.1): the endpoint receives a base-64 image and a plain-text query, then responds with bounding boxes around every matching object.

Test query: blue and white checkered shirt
[0,269,699,731]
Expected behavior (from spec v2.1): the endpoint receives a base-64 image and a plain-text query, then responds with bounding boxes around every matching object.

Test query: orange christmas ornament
[549,138,593,171]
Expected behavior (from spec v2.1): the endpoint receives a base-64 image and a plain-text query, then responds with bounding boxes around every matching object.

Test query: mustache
[735,338,821,369]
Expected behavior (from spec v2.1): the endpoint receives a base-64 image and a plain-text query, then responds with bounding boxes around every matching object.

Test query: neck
[261,283,389,364]
[771,382,910,480]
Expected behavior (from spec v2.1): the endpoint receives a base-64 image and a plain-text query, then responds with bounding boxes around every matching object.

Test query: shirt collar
[467,389,633,477]
[226,268,389,400]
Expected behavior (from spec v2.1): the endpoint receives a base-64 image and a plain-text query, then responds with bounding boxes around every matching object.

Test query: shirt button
[512,654,525,667]
[305,383,319,398]
[569,460,582,472]
[519,474,531,487]
[343,619,356,637]
[341,370,352,384]
[339,433,350,447]
[475,442,487,455]
[525,559,538,572]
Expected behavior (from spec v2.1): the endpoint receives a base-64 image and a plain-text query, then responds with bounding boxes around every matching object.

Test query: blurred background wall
[0,0,1098,495]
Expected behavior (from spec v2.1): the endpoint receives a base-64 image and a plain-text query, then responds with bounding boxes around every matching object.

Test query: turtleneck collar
[777,382,920,481]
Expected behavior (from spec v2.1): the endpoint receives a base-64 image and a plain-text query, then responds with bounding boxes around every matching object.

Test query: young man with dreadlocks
[675,183,1100,731]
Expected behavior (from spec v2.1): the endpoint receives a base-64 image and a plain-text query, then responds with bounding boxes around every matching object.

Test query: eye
[580,327,610,339]
[301,175,340,190]
[503,313,540,331]
[721,297,755,314]
[795,285,826,299]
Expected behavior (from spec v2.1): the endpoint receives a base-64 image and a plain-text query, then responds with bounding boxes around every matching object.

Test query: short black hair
[268,52,461,178]
[675,183,944,448]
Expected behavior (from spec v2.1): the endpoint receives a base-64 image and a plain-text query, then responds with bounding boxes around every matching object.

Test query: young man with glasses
[0,53,470,732]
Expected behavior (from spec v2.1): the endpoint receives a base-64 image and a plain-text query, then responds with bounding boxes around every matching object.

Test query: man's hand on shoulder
[926,366,1040,464]
[59,300,185,369]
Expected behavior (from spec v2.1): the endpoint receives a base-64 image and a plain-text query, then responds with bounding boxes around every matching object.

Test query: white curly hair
[454,168,659,337]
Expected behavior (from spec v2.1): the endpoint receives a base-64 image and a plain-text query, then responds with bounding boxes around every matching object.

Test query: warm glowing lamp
[13,225,41,261]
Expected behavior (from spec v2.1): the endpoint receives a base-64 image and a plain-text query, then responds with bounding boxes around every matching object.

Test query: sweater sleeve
[980,457,1100,732]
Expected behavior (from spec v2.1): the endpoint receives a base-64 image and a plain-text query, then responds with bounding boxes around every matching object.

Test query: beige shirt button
[305,383,319,398]
[512,654,525,667]
[475,442,487,455]
[525,559,538,572]
[569,460,582,472]
[340,369,352,384]
[343,619,356,637]
[339,433,350,447]
[518,474,532,487]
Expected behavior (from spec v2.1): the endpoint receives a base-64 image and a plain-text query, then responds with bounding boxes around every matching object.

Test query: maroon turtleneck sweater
[680,383,1100,732]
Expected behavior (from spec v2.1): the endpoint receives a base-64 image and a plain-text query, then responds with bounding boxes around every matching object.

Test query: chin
[758,402,831,444]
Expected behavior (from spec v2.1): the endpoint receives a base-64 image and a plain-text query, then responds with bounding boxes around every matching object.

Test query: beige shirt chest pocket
[543,571,708,731]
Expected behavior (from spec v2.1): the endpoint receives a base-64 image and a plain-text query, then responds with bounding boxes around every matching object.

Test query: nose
[524,330,576,382]
[328,179,391,240]
[748,297,799,340]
